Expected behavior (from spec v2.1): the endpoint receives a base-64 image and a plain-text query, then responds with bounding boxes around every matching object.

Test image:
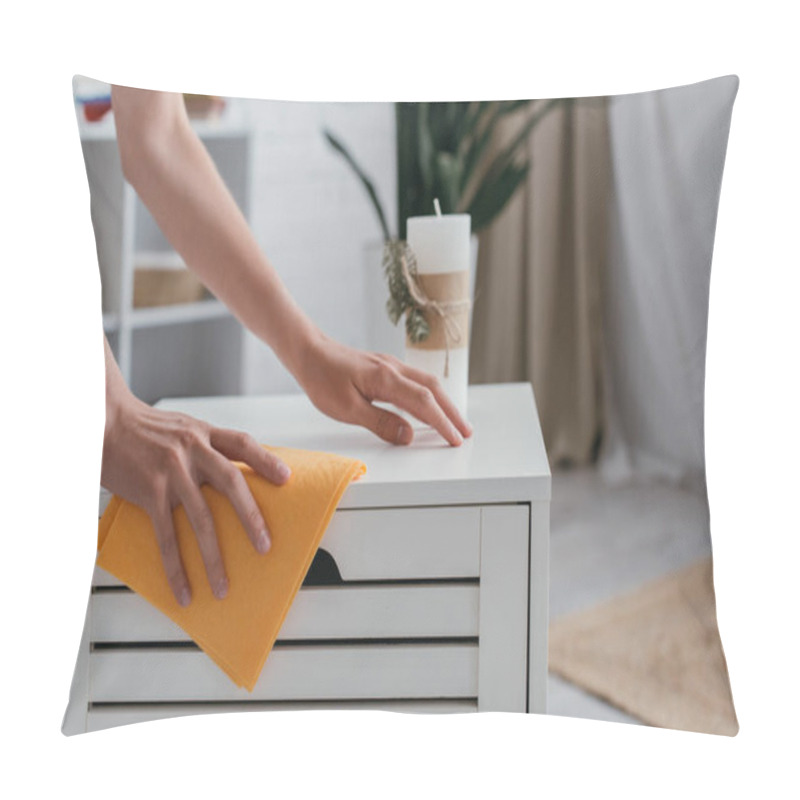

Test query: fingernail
[464,421,474,436]
[178,587,191,607]
[396,424,412,445]
[257,530,272,554]
[277,463,291,482]
[215,577,229,600]
[452,428,463,445]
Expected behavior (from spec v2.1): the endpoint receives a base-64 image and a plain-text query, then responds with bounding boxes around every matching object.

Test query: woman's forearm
[109,86,471,448]
[111,87,320,376]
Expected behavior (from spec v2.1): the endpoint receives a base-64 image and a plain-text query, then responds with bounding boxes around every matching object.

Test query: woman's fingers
[150,504,192,607]
[371,366,463,446]
[358,399,415,445]
[384,356,473,438]
[165,427,290,600]
[175,476,229,600]
[210,427,291,485]
[201,448,272,555]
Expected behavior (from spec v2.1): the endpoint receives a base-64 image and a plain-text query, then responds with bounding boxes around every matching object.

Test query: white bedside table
[64,383,550,733]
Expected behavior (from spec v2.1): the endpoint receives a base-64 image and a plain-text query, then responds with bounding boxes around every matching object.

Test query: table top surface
[158,383,550,508]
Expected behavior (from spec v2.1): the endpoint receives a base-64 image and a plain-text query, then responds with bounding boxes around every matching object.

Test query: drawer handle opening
[302,548,342,586]
[91,548,346,594]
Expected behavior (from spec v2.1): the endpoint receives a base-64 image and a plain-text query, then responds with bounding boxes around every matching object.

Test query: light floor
[546,467,713,726]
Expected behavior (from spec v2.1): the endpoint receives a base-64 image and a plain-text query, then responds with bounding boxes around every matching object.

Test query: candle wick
[433,198,442,217]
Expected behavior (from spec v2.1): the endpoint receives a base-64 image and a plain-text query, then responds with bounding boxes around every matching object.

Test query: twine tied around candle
[400,252,471,378]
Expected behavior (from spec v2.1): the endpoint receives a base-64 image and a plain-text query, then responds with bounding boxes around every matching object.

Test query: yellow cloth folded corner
[97,446,366,691]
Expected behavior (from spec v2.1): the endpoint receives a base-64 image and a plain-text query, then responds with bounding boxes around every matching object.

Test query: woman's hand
[102,397,290,606]
[102,340,289,607]
[294,331,473,446]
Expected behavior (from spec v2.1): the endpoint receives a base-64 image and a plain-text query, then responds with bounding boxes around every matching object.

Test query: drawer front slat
[93,506,482,587]
[90,644,478,702]
[91,584,480,642]
[320,507,480,580]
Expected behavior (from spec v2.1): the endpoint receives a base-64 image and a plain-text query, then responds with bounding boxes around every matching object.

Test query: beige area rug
[549,558,738,735]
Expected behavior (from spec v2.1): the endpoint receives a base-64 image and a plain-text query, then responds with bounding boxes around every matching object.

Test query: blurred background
[74,76,738,733]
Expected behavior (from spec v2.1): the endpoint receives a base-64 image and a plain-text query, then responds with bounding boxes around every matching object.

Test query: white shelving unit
[80,115,255,404]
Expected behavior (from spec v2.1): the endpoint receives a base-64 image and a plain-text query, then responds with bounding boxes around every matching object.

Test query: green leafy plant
[324,99,562,337]
[325,98,561,241]
[397,100,562,238]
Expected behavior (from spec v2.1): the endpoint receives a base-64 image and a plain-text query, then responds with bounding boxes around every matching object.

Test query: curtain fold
[597,77,739,487]
[470,97,612,466]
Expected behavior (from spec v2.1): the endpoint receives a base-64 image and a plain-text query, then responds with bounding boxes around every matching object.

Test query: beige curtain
[469,97,612,466]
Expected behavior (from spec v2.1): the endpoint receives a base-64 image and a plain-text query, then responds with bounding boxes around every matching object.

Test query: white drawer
[89,644,479,703]
[93,505,482,587]
[91,584,480,642]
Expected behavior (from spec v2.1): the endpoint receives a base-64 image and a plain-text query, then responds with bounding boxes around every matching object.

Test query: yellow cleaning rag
[97,446,366,691]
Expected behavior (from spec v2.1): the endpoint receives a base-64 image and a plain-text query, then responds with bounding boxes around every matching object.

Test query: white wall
[237,98,397,394]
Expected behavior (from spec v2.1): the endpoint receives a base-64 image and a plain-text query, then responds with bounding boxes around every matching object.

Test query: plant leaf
[435,151,462,214]
[457,100,491,144]
[460,103,503,195]
[417,103,435,196]
[466,160,530,232]
[496,99,532,116]
[324,129,392,241]
[479,98,563,191]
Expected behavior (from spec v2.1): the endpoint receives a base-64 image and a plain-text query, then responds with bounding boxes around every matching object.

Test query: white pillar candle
[405,213,472,420]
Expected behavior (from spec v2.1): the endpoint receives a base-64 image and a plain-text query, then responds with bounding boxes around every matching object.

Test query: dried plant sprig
[382,238,430,343]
